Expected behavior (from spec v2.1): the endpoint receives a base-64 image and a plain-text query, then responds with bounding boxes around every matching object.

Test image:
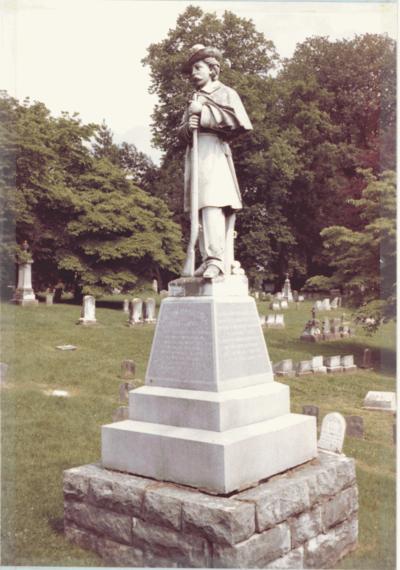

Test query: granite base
[64,452,358,568]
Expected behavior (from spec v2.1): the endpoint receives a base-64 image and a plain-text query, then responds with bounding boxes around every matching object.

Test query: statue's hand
[188,115,200,131]
[188,101,203,115]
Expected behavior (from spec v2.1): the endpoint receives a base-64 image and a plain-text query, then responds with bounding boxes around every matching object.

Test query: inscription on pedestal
[216,302,271,381]
[146,302,214,389]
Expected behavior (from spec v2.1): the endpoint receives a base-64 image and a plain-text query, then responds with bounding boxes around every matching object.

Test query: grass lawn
[0,297,396,568]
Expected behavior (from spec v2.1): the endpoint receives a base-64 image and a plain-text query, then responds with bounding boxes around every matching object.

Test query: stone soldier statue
[179,44,253,279]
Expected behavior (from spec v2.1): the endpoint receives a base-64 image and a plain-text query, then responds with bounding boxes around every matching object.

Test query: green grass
[0,299,396,567]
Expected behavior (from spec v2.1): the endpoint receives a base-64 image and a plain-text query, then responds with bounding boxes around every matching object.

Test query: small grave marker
[324,355,343,373]
[297,360,313,376]
[345,416,364,438]
[119,381,134,403]
[123,299,129,313]
[274,359,294,376]
[112,406,129,422]
[56,344,77,351]
[341,354,357,372]
[363,391,396,412]
[302,405,319,420]
[311,356,327,374]
[318,412,346,454]
[121,359,135,379]
[51,389,70,397]
[280,300,288,310]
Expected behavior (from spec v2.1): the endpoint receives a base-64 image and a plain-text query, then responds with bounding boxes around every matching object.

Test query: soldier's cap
[182,44,223,74]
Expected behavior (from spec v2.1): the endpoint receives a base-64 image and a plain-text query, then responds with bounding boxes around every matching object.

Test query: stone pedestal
[102,275,317,494]
[63,452,358,568]
[77,295,97,325]
[12,261,38,305]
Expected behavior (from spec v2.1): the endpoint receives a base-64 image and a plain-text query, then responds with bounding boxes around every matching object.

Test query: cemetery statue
[179,44,253,279]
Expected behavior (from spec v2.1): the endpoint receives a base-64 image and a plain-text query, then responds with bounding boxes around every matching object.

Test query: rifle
[182,93,199,277]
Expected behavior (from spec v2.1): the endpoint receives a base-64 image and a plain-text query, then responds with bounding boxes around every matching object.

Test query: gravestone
[45,292,54,305]
[280,300,288,310]
[341,354,357,372]
[123,299,129,314]
[254,291,259,300]
[51,389,70,397]
[281,274,293,302]
[274,314,285,328]
[303,405,319,420]
[314,300,322,311]
[321,298,331,311]
[346,416,364,438]
[360,348,373,369]
[112,406,129,422]
[129,298,143,325]
[152,278,158,293]
[56,344,77,351]
[12,257,38,306]
[363,391,396,412]
[311,355,327,374]
[121,359,135,379]
[265,314,274,327]
[77,295,97,325]
[298,295,305,302]
[293,290,299,302]
[271,301,280,311]
[144,298,156,323]
[297,360,313,376]
[324,355,343,373]
[119,382,134,403]
[273,359,294,376]
[259,314,266,326]
[331,297,339,309]
[276,291,283,300]
[318,412,346,454]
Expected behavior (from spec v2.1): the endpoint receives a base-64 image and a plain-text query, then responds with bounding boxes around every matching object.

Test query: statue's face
[191,60,211,88]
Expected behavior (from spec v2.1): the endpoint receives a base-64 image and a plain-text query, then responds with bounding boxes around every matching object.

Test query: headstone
[311,355,327,374]
[296,360,313,376]
[119,381,134,403]
[298,295,305,302]
[78,295,97,325]
[318,412,346,454]
[360,348,373,369]
[266,314,274,327]
[271,301,280,311]
[281,274,293,302]
[45,292,54,305]
[280,300,288,310]
[321,298,331,311]
[259,315,266,326]
[273,359,294,376]
[129,298,143,325]
[274,314,285,328]
[12,256,39,305]
[341,354,357,372]
[112,406,129,422]
[123,299,129,314]
[144,298,156,323]
[324,355,343,373]
[314,300,322,311]
[276,292,283,300]
[302,405,319,420]
[254,291,259,300]
[121,359,135,379]
[56,344,77,351]
[363,391,396,412]
[345,416,364,438]
[293,290,299,302]
[331,297,339,309]
[152,278,158,293]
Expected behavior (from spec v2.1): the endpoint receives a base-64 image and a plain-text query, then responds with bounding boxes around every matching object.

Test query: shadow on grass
[48,516,65,535]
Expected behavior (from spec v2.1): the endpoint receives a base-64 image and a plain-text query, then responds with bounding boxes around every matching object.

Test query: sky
[1,0,397,163]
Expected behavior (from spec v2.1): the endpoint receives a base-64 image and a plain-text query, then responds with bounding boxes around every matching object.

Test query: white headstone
[56,344,77,351]
[298,295,305,302]
[275,314,285,327]
[276,292,283,300]
[123,299,129,313]
[13,261,38,305]
[271,302,280,311]
[152,278,158,293]
[321,298,331,311]
[341,354,356,370]
[314,300,322,311]
[311,355,327,373]
[274,359,293,376]
[280,300,288,310]
[259,315,266,326]
[363,391,396,412]
[318,412,346,453]
[45,293,54,306]
[331,297,339,309]
[144,298,156,323]
[266,314,274,326]
[297,360,313,375]
[129,298,143,325]
[324,355,342,371]
[254,291,260,300]
[78,295,96,324]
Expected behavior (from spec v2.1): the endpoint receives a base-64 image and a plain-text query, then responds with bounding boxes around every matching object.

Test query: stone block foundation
[63,452,358,568]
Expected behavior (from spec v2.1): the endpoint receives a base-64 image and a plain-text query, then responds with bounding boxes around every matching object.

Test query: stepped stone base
[64,452,358,568]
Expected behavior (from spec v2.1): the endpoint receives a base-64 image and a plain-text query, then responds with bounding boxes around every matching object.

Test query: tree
[305,169,396,329]
[0,93,184,296]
